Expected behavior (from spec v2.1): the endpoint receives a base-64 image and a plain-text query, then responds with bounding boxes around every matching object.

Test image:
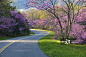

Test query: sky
[11,0,26,9]
[10,0,59,12]
[10,0,31,12]
[10,0,83,12]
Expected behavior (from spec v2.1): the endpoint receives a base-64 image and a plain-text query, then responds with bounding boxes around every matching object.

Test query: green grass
[0,31,35,40]
[30,31,35,35]
[38,29,86,57]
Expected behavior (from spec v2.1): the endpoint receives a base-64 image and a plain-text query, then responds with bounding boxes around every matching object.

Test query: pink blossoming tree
[25,0,86,44]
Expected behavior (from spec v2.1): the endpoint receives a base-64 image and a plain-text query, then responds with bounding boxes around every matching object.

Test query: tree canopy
[0,0,16,17]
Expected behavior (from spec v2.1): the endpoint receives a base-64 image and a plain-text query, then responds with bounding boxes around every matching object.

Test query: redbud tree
[25,0,86,40]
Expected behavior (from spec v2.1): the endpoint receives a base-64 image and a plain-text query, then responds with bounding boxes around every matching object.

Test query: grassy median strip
[0,31,35,40]
[38,30,86,57]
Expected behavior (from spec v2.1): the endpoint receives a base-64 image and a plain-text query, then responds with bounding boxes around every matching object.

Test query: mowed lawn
[38,30,86,57]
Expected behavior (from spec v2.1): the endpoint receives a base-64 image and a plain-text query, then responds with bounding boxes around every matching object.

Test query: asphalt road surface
[0,29,50,57]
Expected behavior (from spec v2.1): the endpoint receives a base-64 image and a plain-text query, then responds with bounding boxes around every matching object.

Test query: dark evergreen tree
[0,0,16,17]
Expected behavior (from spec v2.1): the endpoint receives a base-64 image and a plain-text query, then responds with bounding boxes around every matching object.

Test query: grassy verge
[38,30,86,57]
[29,31,35,35]
[0,31,35,40]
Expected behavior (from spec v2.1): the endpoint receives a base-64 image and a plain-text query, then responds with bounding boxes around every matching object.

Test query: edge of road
[0,29,49,53]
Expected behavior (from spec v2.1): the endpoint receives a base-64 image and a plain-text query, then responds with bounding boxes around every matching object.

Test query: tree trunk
[54,14,65,40]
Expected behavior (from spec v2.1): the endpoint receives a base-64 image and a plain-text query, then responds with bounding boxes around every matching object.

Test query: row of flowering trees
[0,0,31,37]
[27,12,86,44]
[25,0,86,44]
[0,11,30,37]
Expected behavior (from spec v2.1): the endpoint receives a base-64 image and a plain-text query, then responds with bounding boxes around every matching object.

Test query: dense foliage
[0,11,30,37]
[0,0,31,37]
[0,0,16,17]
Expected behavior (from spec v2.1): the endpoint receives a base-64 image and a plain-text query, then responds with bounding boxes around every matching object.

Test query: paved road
[0,29,50,57]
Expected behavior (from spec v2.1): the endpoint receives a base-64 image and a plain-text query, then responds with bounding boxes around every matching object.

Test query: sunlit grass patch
[31,29,55,35]
[39,39,60,43]
[38,30,86,57]
[30,31,35,35]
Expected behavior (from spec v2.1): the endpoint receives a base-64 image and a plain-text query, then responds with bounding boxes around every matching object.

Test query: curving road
[0,29,50,57]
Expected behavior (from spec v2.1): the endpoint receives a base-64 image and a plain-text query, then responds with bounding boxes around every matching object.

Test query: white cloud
[17,7,38,12]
